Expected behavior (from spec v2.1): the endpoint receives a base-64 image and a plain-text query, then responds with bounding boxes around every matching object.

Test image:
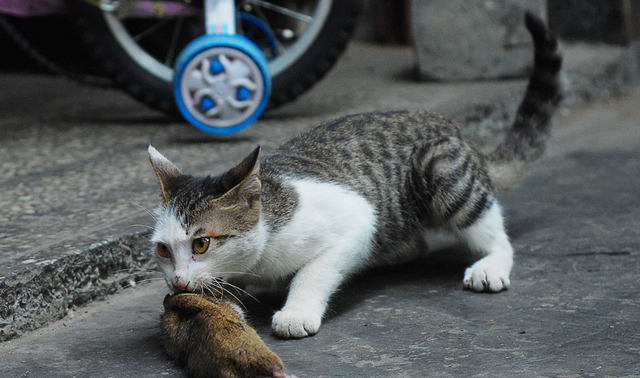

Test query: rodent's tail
[485,11,563,190]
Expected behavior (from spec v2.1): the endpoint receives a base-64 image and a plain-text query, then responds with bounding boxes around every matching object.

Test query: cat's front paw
[272,310,321,339]
[463,260,511,293]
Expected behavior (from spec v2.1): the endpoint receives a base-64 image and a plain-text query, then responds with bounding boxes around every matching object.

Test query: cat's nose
[173,282,189,292]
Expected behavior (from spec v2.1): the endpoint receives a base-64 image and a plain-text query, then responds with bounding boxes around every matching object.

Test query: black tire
[72,0,362,115]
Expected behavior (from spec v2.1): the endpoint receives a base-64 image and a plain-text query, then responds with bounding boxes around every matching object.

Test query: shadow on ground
[244,242,472,331]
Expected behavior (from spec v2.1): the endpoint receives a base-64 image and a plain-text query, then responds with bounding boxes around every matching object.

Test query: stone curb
[0,42,638,343]
[0,233,155,341]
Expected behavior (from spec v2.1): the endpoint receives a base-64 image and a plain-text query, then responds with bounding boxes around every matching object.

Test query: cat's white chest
[252,179,377,281]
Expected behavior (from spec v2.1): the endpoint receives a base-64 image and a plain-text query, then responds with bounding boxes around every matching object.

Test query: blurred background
[1,0,638,77]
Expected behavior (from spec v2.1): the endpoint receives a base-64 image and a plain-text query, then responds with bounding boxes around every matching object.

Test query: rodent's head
[162,293,243,317]
[148,146,266,294]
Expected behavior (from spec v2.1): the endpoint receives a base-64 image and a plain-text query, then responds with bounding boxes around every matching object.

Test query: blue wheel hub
[173,35,271,135]
[209,59,224,75]
[199,96,215,111]
[236,86,251,101]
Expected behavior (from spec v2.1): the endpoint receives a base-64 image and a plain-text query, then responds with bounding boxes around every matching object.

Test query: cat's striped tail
[485,11,563,190]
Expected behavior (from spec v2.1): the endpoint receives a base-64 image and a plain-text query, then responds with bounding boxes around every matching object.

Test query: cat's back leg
[407,136,513,292]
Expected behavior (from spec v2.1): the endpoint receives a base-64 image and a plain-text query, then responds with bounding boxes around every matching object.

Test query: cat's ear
[148,145,188,205]
[218,146,262,206]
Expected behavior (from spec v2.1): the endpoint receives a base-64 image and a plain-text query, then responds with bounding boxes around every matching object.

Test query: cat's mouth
[172,280,197,293]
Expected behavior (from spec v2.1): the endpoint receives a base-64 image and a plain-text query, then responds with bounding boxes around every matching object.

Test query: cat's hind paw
[272,310,321,339]
[463,260,510,293]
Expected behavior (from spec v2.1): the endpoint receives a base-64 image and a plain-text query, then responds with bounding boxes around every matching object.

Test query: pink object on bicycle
[0,0,192,17]
[0,0,69,16]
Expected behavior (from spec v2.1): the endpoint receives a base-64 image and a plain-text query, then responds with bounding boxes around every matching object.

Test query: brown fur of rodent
[161,293,297,378]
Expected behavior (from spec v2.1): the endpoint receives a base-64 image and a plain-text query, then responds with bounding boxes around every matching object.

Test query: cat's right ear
[148,145,188,205]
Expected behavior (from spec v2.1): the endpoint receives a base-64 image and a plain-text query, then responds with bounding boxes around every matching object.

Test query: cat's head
[148,146,266,293]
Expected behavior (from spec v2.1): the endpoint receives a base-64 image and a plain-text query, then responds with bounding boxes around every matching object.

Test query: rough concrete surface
[0,38,639,376]
[1,87,639,377]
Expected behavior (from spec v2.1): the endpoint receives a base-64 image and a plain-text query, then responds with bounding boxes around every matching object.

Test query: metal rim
[102,0,333,82]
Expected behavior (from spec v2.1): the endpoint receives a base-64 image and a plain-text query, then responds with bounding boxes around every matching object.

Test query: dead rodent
[161,293,297,378]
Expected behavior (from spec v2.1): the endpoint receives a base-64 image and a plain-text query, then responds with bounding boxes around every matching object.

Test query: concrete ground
[0,41,639,377]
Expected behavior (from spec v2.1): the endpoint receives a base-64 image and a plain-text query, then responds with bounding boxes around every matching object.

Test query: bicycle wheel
[72,0,362,115]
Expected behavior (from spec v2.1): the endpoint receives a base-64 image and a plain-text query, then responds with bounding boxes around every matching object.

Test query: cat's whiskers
[199,278,206,297]
[208,278,248,311]
[237,262,260,277]
[108,268,162,289]
[114,276,165,296]
[203,283,222,301]
[196,259,261,304]
[128,224,155,230]
[206,279,226,301]
[214,257,262,280]
[131,203,160,221]
[218,270,260,278]
[135,277,164,284]
[214,277,260,304]
[110,266,157,274]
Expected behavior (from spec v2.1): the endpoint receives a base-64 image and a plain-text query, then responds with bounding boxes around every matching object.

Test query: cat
[149,12,562,339]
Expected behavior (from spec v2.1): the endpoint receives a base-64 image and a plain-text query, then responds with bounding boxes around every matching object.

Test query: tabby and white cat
[149,12,562,339]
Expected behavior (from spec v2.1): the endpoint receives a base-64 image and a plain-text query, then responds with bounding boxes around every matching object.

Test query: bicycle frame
[0,0,69,16]
[0,0,195,18]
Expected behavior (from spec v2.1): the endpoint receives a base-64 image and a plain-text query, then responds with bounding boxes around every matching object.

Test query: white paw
[272,310,321,339]
[463,260,510,293]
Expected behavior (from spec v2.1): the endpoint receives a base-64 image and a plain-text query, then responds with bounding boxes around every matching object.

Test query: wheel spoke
[164,13,185,65]
[226,96,252,110]
[229,77,257,91]
[184,69,208,92]
[251,5,287,54]
[219,101,243,119]
[245,0,313,23]
[220,55,252,82]
[132,16,175,42]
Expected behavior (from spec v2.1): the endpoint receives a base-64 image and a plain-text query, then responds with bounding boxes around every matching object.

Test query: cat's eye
[157,243,171,259]
[192,237,211,254]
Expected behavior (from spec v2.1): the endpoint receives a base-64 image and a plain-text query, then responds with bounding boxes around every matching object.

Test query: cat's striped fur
[262,12,562,264]
[149,12,562,339]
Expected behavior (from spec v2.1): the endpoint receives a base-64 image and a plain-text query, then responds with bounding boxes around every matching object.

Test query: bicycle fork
[173,0,271,134]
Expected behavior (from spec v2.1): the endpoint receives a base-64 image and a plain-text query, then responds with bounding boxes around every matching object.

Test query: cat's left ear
[148,145,189,205]
[218,146,262,207]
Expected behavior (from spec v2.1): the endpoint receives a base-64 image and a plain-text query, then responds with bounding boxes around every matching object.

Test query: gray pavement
[1,41,639,377]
